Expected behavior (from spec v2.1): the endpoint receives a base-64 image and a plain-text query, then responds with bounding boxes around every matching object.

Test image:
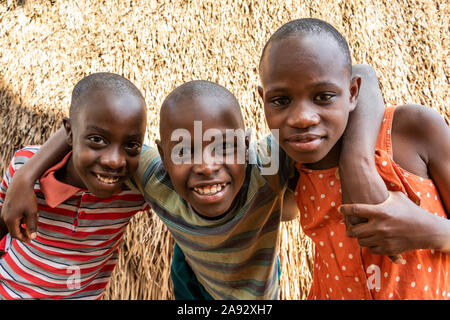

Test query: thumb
[6,216,29,243]
[338,203,383,220]
[338,203,368,218]
[24,210,39,240]
[339,205,367,229]
[338,204,354,216]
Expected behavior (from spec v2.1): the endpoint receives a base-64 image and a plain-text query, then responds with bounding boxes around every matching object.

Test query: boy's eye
[216,142,235,155]
[178,147,192,158]
[87,135,106,145]
[314,93,335,103]
[270,97,291,107]
[125,142,142,155]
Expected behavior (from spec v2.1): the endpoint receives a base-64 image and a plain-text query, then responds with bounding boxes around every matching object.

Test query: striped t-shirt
[0,146,149,299]
[131,135,294,299]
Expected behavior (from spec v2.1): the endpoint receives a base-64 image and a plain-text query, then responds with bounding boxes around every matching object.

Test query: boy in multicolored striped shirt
[147,79,383,299]
[0,73,150,299]
[2,77,383,299]
[133,80,296,299]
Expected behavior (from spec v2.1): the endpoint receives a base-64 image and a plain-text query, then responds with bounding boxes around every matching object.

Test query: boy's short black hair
[70,72,144,119]
[160,80,244,128]
[162,80,239,108]
[260,18,352,75]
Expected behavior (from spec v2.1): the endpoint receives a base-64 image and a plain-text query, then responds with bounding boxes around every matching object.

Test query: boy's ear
[349,75,361,112]
[244,129,252,148]
[257,86,264,101]
[62,117,73,147]
[155,139,164,162]
[244,129,252,162]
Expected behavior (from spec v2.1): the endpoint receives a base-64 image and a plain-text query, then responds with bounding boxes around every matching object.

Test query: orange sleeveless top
[295,106,449,300]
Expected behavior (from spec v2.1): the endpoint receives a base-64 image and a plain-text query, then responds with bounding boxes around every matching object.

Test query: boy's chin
[89,186,122,199]
[285,149,326,165]
[84,175,126,198]
[191,202,234,220]
[187,184,237,219]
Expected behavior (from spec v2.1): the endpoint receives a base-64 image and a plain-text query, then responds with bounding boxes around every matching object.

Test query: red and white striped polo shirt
[0,146,149,299]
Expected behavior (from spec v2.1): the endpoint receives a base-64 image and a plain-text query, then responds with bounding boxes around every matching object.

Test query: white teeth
[194,183,227,195]
[95,173,120,184]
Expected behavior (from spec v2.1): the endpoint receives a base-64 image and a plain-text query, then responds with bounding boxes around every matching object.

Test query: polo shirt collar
[39,151,83,208]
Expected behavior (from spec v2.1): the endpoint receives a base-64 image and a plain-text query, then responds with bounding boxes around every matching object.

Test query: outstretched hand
[339,191,447,260]
[1,173,38,243]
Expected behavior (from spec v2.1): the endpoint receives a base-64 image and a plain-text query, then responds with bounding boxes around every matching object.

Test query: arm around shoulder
[2,127,70,243]
[339,64,388,206]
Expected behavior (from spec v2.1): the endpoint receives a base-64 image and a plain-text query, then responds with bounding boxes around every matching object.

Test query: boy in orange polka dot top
[258,18,449,300]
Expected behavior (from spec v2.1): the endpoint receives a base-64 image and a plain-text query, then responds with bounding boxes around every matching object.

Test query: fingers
[342,206,369,234]
[339,192,393,221]
[368,246,403,264]
[345,215,367,226]
[347,223,405,264]
[346,220,374,238]
[5,217,30,243]
[356,235,404,264]
[24,211,38,241]
[4,209,38,243]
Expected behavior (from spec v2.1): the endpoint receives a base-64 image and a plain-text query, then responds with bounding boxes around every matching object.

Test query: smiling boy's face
[65,90,146,198]
[157,94,248,218]
[259,33,360,169]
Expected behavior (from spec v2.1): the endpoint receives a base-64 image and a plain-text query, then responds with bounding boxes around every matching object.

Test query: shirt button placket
[74,192,87,233]
[72,218,78,233]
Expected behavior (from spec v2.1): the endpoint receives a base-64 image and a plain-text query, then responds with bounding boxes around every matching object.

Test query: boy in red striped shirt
[0,72,149,299]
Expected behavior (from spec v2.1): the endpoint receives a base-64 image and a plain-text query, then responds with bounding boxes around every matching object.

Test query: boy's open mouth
[94,173,122,184]
[192,182,229,196]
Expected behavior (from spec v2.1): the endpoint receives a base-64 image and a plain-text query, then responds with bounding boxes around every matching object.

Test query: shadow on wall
[0,77,65,177]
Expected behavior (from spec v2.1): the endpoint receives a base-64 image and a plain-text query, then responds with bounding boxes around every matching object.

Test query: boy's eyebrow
[86,125,142,139]
[167,130,238,146]
[86,125,110,134]
[265,81,340,94]
[310,81,340,88]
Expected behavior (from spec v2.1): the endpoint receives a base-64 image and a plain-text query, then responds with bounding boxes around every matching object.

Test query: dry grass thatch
[0,0,448,300]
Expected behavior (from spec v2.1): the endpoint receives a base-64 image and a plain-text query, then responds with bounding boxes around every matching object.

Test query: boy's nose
[100,148,126,170]
[287,103,320,129]
[192,159,221,176]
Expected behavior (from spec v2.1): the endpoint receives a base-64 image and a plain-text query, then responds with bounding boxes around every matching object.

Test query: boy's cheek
[127,158,141,175]
[165,166,188,194]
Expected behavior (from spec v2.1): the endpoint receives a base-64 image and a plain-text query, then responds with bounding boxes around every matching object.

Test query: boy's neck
[54,155,86,189]
[305,139,342,170]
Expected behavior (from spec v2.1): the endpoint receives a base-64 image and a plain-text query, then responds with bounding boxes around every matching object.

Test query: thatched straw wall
[0,0,448,300]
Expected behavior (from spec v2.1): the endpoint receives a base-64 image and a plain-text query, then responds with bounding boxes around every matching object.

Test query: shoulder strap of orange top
[375,106,396,157]
[374,106,421,206]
